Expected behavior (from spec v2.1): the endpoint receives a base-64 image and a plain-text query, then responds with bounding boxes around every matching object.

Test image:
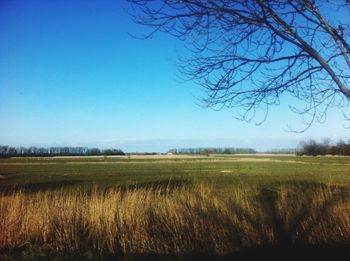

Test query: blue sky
[0,0,349,152]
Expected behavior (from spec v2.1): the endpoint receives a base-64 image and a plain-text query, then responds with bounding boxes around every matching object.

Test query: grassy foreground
[1,155,350,259]
[1,182,349,259]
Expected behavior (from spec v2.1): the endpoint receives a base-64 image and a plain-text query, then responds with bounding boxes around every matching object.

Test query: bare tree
[128,0,350,130]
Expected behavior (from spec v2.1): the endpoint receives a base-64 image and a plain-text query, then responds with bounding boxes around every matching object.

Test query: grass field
[1,154,350,260]
[1,154,350,193]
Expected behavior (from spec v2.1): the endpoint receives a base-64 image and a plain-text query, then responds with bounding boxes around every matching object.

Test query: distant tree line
[168,147,256,155]
[0,145,125,158]
[297,139,350,156]
[264,148,296,154]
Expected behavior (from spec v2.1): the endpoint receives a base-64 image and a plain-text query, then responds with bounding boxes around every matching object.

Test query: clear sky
[0,0,349,152]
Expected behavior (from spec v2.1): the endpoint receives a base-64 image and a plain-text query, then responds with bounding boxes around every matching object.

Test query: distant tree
[0,145,9,157]
[7,147,17,157]
[168,148,178,154]
[169,147,256,155]
[336,140,346,155]
[0,145,125,157]
[223,148,232,154]
[298,138,350,156]
[129,0,350,130]
[103,149,125,155]
[86,148,101,155]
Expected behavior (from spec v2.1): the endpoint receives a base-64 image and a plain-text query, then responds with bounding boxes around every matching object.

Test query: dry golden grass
[0,182,349,256]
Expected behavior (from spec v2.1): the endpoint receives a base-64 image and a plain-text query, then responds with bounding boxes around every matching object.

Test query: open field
[1,154,350,260]
[1,154,350,194]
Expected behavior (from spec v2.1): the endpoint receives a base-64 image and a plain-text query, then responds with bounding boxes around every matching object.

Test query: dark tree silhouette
[128,0,350,130]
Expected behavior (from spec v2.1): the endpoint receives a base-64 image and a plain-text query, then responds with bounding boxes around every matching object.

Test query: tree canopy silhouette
[128,0,350,130]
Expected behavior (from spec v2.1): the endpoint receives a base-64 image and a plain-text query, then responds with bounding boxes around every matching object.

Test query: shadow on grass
[227,180,349,248]
[0,180,349,260]
[115,179,193,192]
[143,245,350,261]
[0,178,194,196]
[200,245,350,261]
[1,245,349,261]
[0,180,85,195]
